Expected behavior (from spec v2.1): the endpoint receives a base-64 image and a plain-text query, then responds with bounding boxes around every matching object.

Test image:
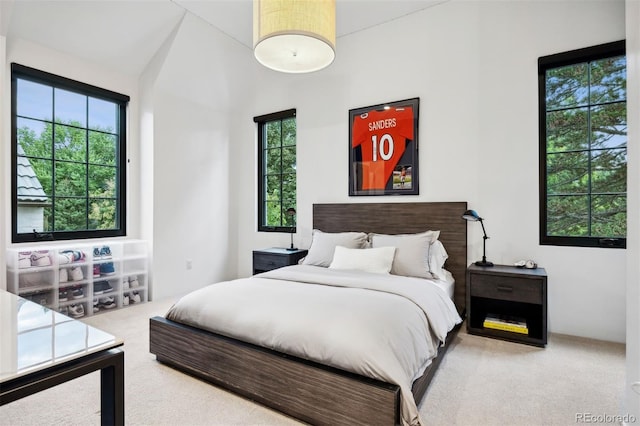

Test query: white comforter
[166,265,462,426]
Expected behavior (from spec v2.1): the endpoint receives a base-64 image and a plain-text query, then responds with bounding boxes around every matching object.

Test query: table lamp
[462,209,494,267]
[286,208,297,251]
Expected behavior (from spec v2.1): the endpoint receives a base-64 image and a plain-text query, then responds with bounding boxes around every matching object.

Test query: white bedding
[166,264,462,426]
[436,269,456,300]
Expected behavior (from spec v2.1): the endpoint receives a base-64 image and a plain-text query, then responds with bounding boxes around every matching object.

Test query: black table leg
[101,349,125,426]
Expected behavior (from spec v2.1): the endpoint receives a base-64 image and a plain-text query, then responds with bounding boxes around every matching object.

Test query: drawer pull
[497,285,513,293]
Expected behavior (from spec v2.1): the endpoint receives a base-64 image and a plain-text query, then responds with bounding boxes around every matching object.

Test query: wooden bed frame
[150,202,467,425]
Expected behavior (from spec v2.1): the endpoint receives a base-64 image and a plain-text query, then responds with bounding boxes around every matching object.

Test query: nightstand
[466,264,547,347]
[253,248,308,274]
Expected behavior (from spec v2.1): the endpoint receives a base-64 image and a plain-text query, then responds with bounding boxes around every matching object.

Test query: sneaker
[123,278,129,290]
[58,252,73,265]
[93,299,100,313]
[71,287,84,299]
[94,281,113,295]
[123,294,130,306]
[60,250,85,263]
[99,296,116,309]
[94,281,105,295]
[131,292,141,304]
[30,251,51,267]
[60,250,75,263]
[93,247,102,260]
[59,289,69,302]
[19,251,32,268]
[59,306,69,316]
[100,246,112,259]
[68,304,85,318]
[129,276,139,288]
[70,266,83,281]
[93,265,101,278]
[100,262,115,276]
[59,268,68,283]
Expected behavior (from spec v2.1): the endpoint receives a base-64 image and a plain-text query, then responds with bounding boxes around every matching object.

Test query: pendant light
[253,0,336,73]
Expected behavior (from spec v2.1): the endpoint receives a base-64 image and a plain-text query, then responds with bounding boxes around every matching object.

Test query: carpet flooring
[2,298,625,425]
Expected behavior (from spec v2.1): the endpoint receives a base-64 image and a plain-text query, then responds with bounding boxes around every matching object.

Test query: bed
[149,202,467,425]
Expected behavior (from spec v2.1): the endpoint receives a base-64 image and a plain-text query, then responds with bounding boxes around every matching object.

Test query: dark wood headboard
[313,202,467,315]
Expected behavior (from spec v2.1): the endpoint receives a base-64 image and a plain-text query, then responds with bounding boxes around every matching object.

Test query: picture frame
[348,97,419,196]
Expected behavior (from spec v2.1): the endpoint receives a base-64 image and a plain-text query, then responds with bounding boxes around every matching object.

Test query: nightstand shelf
[253,248,308,274]
[466,264,547,347]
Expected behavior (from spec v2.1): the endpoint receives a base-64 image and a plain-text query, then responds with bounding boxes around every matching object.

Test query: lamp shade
[462,210,482,221]
[253,0,336,73]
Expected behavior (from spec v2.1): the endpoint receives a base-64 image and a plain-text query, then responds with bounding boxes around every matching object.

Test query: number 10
[372,134,394,161]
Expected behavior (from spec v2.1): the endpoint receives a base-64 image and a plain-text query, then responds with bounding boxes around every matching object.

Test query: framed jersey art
[349,97,420,196]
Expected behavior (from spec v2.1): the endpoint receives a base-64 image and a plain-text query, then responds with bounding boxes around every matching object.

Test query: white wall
[146,13,252,299]
[234,0,627,342]
[474,0,627,341]
[0,34,6,285]
[625,0,640,421]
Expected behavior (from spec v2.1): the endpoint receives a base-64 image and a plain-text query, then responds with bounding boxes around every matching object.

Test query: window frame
[538,40,627,249]
[254,108,297,233]
[11,63,129,243]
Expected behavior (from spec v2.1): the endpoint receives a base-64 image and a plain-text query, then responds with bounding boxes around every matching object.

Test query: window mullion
[587,61,593,237]
[279,119,284,227]
[85,97,89,230]
[51,89,56,233]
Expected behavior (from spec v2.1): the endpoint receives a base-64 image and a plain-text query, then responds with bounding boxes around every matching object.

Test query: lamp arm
[479,219,489,240]
[479,219,489,264]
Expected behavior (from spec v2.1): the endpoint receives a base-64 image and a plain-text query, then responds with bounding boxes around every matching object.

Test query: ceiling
[3,0,447,75]
[174,0,448,48]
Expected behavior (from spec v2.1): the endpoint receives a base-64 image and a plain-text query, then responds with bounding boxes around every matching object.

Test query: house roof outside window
[17,144,48,205]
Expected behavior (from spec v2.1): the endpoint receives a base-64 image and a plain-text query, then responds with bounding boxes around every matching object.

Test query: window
[255,109,297,232]
[538,41,627,248]
[11,63,129,243]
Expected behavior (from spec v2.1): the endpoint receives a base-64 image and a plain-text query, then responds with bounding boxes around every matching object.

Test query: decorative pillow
[370,231,440,279]
[302,230,368,267]
[329,246,396,274]
[429,240,449,280]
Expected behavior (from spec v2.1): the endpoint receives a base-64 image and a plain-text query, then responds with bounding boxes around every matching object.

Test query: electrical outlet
[186,259,193,270]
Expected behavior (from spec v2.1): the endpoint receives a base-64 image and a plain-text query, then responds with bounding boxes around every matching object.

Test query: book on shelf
[483,314,528,335]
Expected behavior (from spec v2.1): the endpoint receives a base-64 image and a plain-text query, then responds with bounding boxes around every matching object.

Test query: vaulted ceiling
[3,0,447,75]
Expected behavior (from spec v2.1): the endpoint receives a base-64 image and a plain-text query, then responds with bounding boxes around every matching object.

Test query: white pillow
[302,230,368,267]
[429,240,449,280]
[370,231,440,279]
[329,246,396,274]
